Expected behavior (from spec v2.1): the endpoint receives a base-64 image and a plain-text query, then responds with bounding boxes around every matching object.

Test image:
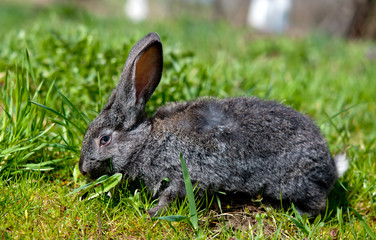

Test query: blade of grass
[30,101,86,135]
[54,82,90,127]
[88,173,123,199]
[180,153,198,230]
[350,207,376,239]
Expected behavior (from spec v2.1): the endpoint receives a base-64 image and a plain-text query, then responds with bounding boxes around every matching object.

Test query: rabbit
[79,32,349,217]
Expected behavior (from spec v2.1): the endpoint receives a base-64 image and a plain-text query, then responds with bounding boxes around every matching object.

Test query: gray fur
[79,32,348,217]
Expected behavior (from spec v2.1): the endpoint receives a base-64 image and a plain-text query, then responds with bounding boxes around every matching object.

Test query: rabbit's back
[152,97,328,158]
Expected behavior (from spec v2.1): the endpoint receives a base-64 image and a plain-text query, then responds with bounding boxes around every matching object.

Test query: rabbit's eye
[99,135,111,147]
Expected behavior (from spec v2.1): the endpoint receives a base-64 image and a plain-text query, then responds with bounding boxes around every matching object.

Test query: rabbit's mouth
[97,157,115,178]
[104,157,123,177]
[80,157,114,180]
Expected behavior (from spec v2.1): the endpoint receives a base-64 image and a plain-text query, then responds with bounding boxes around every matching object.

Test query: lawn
[0,2,375,239]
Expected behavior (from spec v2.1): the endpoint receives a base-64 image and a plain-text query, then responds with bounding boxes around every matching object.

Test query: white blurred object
[124,0,149,22]
[247,0,292,33]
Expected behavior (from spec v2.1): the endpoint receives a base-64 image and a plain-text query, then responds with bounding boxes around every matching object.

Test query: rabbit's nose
[79,163,88,176]
[80,168,92,179]
[79,155,87,175]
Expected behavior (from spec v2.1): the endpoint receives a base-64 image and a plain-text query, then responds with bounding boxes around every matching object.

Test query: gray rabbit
[79,32,348,217]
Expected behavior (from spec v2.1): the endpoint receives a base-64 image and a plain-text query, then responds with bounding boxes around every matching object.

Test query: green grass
[1,2,376,239]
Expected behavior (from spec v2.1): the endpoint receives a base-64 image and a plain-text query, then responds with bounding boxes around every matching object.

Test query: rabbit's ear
[114,32,163,114]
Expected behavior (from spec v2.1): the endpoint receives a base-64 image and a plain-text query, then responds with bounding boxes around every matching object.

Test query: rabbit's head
[79,33,163,179]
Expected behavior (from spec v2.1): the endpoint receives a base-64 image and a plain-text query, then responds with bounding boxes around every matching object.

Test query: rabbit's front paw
[148,205,165,218]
